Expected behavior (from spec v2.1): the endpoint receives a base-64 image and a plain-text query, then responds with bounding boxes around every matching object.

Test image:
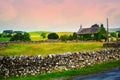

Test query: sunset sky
[0,0,120,32]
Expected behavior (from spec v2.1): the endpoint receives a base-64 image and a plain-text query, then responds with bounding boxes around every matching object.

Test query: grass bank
[7,60,120,80]
[0,38,10,42]
[0,42,104,56]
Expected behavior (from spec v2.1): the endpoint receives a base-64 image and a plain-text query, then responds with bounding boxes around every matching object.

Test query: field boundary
[0,48,120,78]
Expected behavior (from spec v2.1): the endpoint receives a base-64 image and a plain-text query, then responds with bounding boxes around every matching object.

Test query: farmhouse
[77,24,107,41]
[3,30,13,35]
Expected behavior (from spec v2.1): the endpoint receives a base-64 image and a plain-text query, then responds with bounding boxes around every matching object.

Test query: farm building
[77,24,106,41]
[3,30,13,35]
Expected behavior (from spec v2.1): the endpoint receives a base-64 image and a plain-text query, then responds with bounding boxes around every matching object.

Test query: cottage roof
[77,27,100,34]
[3,30,13,34]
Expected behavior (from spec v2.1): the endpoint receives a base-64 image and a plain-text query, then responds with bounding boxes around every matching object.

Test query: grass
[29,31,51,41]
[0,42,104,56]
[7,60,120,80]
[56,32,73,36]
[0,31,74,42]
[0,37,10,42]
[29,31,74,41]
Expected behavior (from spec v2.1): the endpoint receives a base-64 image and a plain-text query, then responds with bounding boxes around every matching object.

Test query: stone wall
[0,48,120,78]
[103,41,120,48]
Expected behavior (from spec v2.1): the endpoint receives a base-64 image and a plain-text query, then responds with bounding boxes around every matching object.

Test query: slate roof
[14,31,24,34]
[3,30,13,34]
[77,27,100,34]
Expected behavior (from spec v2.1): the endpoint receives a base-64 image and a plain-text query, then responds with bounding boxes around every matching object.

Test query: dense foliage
[59,35,68,41]
[10,32,31,41]
[48,33,59,39]
[97,24,107,41]
[40,33,46,38]
[59,32,77,41]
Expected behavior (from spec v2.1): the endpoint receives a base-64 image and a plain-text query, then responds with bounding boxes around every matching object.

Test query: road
[56,68,120,80]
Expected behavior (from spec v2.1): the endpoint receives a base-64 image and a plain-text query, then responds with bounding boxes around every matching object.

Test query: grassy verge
[0,38,10,42]
[7,60,120,80]
[0,42,104,56]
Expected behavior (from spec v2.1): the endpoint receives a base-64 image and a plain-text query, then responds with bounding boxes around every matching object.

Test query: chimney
[80,25,82,29]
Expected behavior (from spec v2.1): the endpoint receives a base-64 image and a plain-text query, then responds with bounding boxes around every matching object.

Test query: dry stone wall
[0,48,120,78]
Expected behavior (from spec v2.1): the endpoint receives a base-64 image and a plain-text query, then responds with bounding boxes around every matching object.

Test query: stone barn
[77,25,100,41]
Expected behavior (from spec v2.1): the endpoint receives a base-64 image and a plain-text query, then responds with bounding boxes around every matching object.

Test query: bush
[73,32,77,40]
[67,35,73,40]
[0,34,1,37]
[110,32,117,38]
[41,33,46,39]
[48,33,59,39]
[10,32,31,41]
[60,35,68,41]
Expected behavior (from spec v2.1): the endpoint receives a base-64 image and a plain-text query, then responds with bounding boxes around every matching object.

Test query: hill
[109,28,120,32]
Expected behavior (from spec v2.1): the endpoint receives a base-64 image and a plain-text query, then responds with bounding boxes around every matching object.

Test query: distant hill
[109,28,120,32]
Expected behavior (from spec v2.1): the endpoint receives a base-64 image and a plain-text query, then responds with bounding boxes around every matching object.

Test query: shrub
[60,35,68,41]
[10,32,31,41]
[48,33,59,39]
[73,32,77,40]
[110,32,117,38]
[0,34,1,37]
[67,35,73,40]
[41,33,46,38]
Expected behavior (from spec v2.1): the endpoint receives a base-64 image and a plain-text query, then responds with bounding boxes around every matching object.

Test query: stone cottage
[77,25,100,41]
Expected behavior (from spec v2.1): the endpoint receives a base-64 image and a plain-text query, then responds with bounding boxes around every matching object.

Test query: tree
[23,32,31,41]
[60,35,68,41]
[1,32,7,37]
[41,33,46,39]
[72,32,77,40]
[48,33,59,39]
[0,34,2,37]
[2,30,13,37]
[118,32,120,38]
[110,32,117,38]
[67,35,73,40]
[10,32,31,41]
[97,24,107,41]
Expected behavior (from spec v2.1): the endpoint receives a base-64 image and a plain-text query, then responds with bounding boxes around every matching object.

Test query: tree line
[0,23,118,42]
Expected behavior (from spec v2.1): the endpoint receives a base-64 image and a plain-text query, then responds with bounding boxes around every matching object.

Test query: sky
[0,0,120,33]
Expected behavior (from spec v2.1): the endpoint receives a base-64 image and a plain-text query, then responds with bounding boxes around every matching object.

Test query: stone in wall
[0,48,120,78]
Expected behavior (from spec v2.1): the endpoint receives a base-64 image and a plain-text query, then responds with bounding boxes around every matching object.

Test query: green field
[0,31,76,42]
[0,38,10,42]
[29,31,51,41]
[0,42,104,56]
[29,31,74,41]
[7,60,120,80]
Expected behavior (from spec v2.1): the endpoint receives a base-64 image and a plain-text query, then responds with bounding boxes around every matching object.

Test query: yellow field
[29,31,74,41]
[0,42,104,56]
